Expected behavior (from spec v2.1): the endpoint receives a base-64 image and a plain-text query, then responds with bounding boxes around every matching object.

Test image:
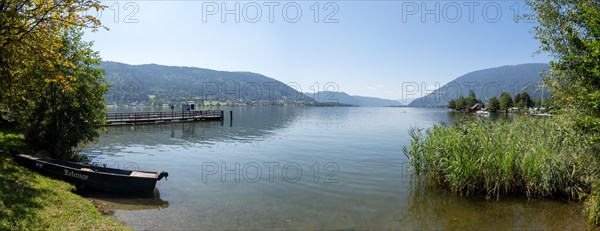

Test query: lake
[83,107,588,230]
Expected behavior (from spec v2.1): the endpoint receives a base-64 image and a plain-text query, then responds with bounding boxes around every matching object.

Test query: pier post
[230,110,233,127]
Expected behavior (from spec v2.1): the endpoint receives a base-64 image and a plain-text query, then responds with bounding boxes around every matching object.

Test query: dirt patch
[89,199,115,216]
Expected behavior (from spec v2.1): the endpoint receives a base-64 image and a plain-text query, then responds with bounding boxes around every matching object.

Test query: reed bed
[403,116,600,200]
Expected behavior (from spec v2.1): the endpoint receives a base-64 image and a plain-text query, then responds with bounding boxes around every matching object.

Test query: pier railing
[105,110,224,125]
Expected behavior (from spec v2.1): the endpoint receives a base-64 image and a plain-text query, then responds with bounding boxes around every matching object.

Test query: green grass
[0,124,129,230]
[404,115,600,224]
[0,125,29,153]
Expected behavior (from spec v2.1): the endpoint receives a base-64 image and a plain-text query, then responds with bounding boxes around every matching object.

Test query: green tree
[0,0,105,121]
[526,0,600,141]
[449,92,483,112]
[515,92,533,108]
[0,1,106,158]
[487,96,500,112]
[23,29,107,159]
[448,99,456,110]
[499,92,514,112]
[455,96,465,111]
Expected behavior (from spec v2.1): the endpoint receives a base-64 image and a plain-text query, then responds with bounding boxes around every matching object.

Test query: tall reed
[403,116,599,200]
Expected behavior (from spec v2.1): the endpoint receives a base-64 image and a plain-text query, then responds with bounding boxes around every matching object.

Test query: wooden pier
[105,110,224,125]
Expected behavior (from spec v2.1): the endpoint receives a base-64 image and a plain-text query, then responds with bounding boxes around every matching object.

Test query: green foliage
[499,92,514,111]
[0,0,105,120]
[0,1,108,159]
[448,92,482,111]
[448,99,456,110]
[526,0,600,141]
[0,123,27,152]
[403,116,598,200]
[22,29,107,160]
[487,96,500,112]
[586,180,600,226]
[514,92,534,108]
[526,1,600,224]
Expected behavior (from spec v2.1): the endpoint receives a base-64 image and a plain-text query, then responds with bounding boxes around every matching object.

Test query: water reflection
[402,176,589,230]
[80,188,169,211]
[84,107,588,230]
[91,107,304,154]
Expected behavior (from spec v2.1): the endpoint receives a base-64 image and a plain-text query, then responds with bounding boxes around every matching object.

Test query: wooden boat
[13,154,168,195]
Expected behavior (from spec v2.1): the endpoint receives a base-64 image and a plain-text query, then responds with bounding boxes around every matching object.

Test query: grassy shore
[0,125,129,230]
[404,115,600,224]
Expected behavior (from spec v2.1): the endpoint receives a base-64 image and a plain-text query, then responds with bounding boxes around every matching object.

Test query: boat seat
[130,171,156,178]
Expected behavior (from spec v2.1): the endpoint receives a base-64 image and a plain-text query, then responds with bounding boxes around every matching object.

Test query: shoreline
[0,127,129,230]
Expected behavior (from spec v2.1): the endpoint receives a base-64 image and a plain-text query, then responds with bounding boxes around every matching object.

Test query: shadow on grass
[0,123,49,229]
[0,155,54,230]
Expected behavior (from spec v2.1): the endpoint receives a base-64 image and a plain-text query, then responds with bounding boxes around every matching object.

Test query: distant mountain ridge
[409,63,549,107]
[100,61,547,108]
[304,91,403,107]
[100,61,314,105]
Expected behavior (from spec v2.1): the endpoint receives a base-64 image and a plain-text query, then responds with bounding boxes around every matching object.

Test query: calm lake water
[84,107,589,230]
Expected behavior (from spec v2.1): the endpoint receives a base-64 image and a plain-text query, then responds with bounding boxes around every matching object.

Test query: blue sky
[84,0,551,101]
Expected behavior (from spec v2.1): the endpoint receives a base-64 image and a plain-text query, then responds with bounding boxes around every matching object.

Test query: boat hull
[13,154,161,195]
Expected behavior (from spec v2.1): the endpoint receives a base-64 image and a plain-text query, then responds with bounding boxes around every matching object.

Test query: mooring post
[230,110,233,127]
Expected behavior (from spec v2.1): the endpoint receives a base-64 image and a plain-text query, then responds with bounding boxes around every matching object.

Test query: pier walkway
[105,110,224,125]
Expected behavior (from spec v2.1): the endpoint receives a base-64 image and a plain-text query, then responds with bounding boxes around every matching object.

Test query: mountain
[408,63,550,107]
[304,91,403,107]
[100,61,314,105]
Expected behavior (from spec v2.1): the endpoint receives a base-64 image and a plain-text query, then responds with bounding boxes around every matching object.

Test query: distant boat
[13,154,168,195]
[529,107,552,117]
[532,112,553,117]
[475,110,490,117]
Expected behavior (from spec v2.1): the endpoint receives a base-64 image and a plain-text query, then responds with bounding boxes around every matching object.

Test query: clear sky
[84,0,551,102]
